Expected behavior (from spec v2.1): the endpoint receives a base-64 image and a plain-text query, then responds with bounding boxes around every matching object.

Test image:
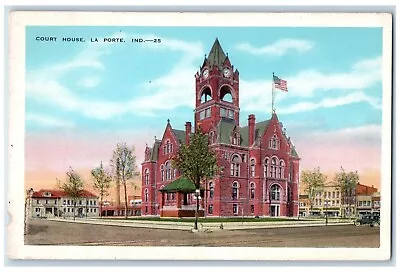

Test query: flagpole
[272,72,275,114]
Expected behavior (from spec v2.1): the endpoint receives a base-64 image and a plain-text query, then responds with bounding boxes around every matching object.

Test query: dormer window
[269,135,280,150]
[232,132,240,145]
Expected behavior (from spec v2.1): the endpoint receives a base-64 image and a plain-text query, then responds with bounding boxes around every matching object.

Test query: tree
[110,143,140,219]
[333,167,359,218]
[172,128,218,230]
[57,167,84,221]
[301,168,326,216]
[92,161,112,218]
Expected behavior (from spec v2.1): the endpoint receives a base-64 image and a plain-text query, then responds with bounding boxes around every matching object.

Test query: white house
[30,189,99,218]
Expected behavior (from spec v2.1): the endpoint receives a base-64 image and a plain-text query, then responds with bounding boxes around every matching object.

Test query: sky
[25,26,383,192]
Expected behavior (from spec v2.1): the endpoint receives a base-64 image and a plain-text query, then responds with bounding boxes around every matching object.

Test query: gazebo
[159,177,205,217]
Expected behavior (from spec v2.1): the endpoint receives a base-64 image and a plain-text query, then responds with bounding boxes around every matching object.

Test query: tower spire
[207,38,226,68]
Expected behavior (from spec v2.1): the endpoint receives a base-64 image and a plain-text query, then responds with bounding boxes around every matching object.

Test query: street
[25,218,380,247]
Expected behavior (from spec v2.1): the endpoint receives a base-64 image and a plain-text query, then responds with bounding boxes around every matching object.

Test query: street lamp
[194,189,201,230]
[324,199,329,226]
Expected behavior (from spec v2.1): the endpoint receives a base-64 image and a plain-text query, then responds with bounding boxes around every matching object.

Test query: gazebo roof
[159,177,198,193]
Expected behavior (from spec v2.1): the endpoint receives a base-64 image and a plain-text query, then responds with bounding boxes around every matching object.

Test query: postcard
[7,11,392,260]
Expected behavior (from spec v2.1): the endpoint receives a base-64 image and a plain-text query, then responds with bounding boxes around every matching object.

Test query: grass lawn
[98,216,312,222]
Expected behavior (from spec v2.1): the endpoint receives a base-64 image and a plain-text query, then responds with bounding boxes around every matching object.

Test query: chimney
[185,122,192,144]
[248,114,256,147]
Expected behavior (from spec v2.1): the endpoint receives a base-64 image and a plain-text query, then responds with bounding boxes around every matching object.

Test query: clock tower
[194,38,240,133]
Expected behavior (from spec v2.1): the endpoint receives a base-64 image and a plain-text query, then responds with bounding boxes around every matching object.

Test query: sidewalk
[47,217,354,231]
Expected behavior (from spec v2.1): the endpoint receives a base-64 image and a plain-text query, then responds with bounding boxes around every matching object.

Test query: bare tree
[301,168,326,216]
[110,143,140,219]
[333,167,359,218]
[57,167,84,221]
[92,161,112,218]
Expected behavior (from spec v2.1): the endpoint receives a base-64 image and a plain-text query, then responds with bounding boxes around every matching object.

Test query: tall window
[161,165,164,181]
[270,158,277,178]
[264,157,269,178]
[165,161,172,180]
[250,159,256,177]
[209,182,214,199]
[144,169,149,185]
[271,184,280,201]
[250,182,255,199]
[232,181,239,200]
[233,204,238,215]
[269,134,280,150]
[279,160,285,179]
[230,155,240,177]
[208,204,213,214]
[144,189,148,202]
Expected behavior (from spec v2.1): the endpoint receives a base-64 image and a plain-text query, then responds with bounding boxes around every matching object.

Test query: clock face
[203,69,209,79]
[223,68,231,77]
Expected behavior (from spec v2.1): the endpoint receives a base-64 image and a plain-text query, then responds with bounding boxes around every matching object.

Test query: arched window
[270,158,277,178]
[165,161,172,180]
[269,135,280,150]
[144,169,149,185]
[230,155,241,177]
[144,189,149,202]
[209,182,214,199]
[173,169,177,179]
[232,181,239,200]
[264,157,269,178]
[250,182,255,199]
[160,165,164,181]
[271,184,280,201]
[163,145,167,155]
[279,160,285,179]
[250,159,256,177]
[200,87,212,103]
[220,86,233,103]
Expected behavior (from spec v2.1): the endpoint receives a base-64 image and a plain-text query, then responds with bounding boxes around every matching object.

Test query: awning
[159,177,199,193]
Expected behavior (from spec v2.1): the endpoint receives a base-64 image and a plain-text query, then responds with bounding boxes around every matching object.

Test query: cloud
[236,39,314,56]
[240,56,382,113]
[77,76,101,88]
[279,91,381,114]
[287,56,382,97]
[26,113,74,128]
[26,34,204,119]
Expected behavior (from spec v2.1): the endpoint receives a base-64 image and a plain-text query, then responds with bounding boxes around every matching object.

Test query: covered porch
[159,177,205,218]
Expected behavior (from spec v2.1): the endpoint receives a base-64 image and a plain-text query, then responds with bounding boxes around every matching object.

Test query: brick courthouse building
[141,39,300,217]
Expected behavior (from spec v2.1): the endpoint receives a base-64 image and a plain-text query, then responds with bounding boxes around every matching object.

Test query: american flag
[273,75,288,92]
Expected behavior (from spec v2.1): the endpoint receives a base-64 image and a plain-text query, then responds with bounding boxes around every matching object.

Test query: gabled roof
[207,38,227,69]
[215,118,271,147]
[159,177,197,193]
[32,189,97,198]
[240,119,271,147]
[150,140,161,161]
[172,129,186,144]
[215,119,236,145]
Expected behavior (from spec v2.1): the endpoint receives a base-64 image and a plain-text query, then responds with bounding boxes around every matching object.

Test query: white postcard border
[7,11,393,261]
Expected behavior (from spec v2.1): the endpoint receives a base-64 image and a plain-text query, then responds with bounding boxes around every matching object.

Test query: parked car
[354,215,380,227]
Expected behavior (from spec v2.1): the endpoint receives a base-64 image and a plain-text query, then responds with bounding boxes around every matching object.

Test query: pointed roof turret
[207,38,227,68]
